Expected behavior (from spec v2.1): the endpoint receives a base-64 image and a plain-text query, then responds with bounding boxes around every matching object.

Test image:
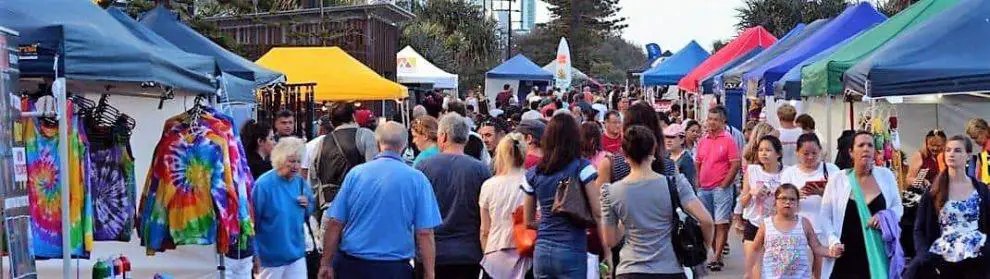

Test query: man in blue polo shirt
[319,121,442,279]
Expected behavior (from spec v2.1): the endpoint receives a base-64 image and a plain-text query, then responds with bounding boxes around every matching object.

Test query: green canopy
[800,0,960,96]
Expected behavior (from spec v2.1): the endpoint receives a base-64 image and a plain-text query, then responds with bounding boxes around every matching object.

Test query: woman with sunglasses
[907,130,947,189]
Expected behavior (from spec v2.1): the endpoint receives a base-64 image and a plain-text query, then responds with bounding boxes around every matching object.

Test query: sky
[534,0,747,53]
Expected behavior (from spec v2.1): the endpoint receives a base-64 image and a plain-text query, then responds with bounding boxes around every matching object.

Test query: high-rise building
[519,0,535,32]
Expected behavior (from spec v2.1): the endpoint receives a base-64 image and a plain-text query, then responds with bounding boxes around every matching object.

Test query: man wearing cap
[516,119,546,169]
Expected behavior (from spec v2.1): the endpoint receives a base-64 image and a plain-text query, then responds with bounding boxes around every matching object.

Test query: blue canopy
[744,2,886,96]
[845,0,990,97]
[106,8,218,81]
[140,6,283,100]
[0,0,217,94]
[701,47,764,94]
[641,41,710,86]
[718,21,820,92]
[486,54,553,80]
[774,35,859,100]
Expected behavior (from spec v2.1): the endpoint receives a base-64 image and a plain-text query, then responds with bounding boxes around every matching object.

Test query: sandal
[722,246,730,255]
[707,261,723,272]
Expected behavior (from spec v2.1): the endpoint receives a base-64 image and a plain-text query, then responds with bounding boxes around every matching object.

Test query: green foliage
[735,0,848,38]
[401,0,503,91]
[712,39,729,53]
[876,0,920,16]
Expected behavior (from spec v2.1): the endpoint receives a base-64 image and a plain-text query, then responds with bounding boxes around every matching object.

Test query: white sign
[12,147,26,182]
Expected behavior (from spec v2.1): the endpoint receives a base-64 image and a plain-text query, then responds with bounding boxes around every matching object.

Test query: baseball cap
[664,123,685,137]
[515,119,546,140]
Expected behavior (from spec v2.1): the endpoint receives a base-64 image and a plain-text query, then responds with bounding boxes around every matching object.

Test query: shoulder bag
[666,175,707,267]
[551,169,595,228]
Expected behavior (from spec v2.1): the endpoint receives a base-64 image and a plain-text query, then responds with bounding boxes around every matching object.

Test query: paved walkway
[707,231,747,279]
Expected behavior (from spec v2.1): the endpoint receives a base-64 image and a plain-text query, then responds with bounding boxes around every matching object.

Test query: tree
[542,0,628,71]
[735,0,848,38]
[712,39,729,53]
[400,0,503,91]
[513,27,644,85]
[876,0,919,16]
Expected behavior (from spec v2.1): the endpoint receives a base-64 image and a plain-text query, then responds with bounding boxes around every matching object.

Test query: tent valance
[256,47,407,101]
[397,46,458,89]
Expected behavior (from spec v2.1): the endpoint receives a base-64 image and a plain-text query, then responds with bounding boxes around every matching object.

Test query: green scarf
[847,171,889,279]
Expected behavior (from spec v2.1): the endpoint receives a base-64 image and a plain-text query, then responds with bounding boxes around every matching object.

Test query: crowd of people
[232,85,990,279]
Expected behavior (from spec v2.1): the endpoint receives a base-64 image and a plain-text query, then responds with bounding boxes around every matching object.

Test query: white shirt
[478,171,530,253]
[779,127,803,167]
[819,167,903,279]
[743,165,781,226]
[302,135,326,172]
[779,163,840,233]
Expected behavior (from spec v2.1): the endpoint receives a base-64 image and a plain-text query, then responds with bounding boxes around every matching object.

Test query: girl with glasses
[747,184,842,279]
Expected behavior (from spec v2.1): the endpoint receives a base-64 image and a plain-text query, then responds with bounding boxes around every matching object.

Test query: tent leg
[826,96,832,162]
[55,77,72,279]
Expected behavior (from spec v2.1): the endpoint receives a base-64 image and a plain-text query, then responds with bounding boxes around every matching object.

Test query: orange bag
[512,206,537,257]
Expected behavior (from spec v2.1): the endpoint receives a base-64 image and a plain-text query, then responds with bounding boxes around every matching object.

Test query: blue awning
[140,6,283,102]
[486,54,553,80]
[719,21,822,92]
[844,0,990,97]
[702,47,763,95]
[1,0,217,94]
[773,35,858,100]
[641,41,710,86]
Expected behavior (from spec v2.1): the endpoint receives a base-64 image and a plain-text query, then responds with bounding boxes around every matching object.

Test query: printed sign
[12,147,25,182]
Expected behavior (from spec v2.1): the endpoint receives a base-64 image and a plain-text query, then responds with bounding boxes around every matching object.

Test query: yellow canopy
[256,47,407,101]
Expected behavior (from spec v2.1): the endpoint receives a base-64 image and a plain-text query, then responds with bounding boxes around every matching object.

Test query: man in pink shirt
[694,106,741,271]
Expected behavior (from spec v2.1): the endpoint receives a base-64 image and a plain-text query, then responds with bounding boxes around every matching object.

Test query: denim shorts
[698,186,734,224]
[533,242,587,279]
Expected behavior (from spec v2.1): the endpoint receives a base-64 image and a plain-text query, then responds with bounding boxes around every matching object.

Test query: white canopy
[397,46,459,89]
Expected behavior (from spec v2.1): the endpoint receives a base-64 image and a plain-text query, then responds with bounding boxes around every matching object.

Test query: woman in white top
[479,133,532,279]
[780,133,840,278]
[739,135,783,279]
[819,131,903,279]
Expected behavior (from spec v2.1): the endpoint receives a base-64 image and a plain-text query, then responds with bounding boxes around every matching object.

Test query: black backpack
[666,175,707,267]
[314,128,365,207]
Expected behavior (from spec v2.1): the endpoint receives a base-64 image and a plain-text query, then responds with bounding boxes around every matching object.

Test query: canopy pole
[54,59,72,279]
[826,96,833,162]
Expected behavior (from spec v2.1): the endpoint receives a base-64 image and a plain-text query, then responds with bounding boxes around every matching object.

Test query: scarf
[848,171,889,279]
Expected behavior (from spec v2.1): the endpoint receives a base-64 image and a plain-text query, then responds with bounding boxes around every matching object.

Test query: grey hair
[413,105,427,119]
[438,113,470,144]
[375,121,408,152]
[270,136,305,168]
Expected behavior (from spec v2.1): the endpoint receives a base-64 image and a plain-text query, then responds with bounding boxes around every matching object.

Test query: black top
[832,193,886,279]
[246,151,272,180]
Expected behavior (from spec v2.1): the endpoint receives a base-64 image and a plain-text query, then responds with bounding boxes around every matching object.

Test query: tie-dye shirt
[24,99,93,259]
[138,107,254,255]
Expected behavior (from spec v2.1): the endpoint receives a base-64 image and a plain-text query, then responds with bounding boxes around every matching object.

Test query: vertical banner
[645,43,662,61]
[554,37,572,90]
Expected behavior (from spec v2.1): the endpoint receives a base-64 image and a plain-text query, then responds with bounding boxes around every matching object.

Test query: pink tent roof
[678,26,777,92]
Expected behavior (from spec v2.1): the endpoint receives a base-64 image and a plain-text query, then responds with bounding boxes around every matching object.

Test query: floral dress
[761,218,812,278]
[930,191,987,262]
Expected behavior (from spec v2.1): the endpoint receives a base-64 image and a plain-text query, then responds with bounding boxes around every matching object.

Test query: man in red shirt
[515,119,545,169]
[694,106,741,271]
[496,84,513,109]
[601,110,623,154]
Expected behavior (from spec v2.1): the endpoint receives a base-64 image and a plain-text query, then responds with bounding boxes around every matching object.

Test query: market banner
[554,37,572,90]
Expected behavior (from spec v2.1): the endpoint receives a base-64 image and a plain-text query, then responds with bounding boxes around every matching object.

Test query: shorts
[743,222,759,241]
[698,186,734,224]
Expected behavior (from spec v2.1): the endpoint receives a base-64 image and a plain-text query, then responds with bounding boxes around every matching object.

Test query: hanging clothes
[90,144,136,241]
[23,99,94,259]
[138,104,254,255]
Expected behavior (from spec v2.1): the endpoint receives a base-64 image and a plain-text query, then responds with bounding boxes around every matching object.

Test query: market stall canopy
[801,0,959,97]
[0,0,216,94]
[702,47,764,94]
[486,54,553,80]
[106,8,218,86]
[721,21,823,92]
[256,47,408,101]
[140,6,284,88]
[397,46,458,89]
[844,0,990,97]
[744,2,886,96]
[678,26,777,92]
[774,34,858,100]
[641,41,710,86]
[542,63,601,87]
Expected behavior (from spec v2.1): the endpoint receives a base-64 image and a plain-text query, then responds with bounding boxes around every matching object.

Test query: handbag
[511,206,537,257]
[666,175,707,267]
[301,184,322,279]
[551,171,595,228]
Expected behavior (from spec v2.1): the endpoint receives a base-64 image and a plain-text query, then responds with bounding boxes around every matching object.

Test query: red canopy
[678,26,777,92]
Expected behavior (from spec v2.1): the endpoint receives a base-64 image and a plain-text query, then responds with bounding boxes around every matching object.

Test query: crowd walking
[232,87,990,279]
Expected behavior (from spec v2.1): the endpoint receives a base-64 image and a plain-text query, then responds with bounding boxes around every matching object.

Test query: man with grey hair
[416,113,492,278]
[319,121,442,279]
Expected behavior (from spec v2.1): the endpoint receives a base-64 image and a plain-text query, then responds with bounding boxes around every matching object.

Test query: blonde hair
[494,133,528,175]
[744,122,778,163]
[966,118,988,140]
[271,136,305,168]
[411,115,439,142]
[777,104,797,122]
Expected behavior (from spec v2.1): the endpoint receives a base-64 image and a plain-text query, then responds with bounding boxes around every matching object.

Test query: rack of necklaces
[857,101,907,187]
[137,95,254,278]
